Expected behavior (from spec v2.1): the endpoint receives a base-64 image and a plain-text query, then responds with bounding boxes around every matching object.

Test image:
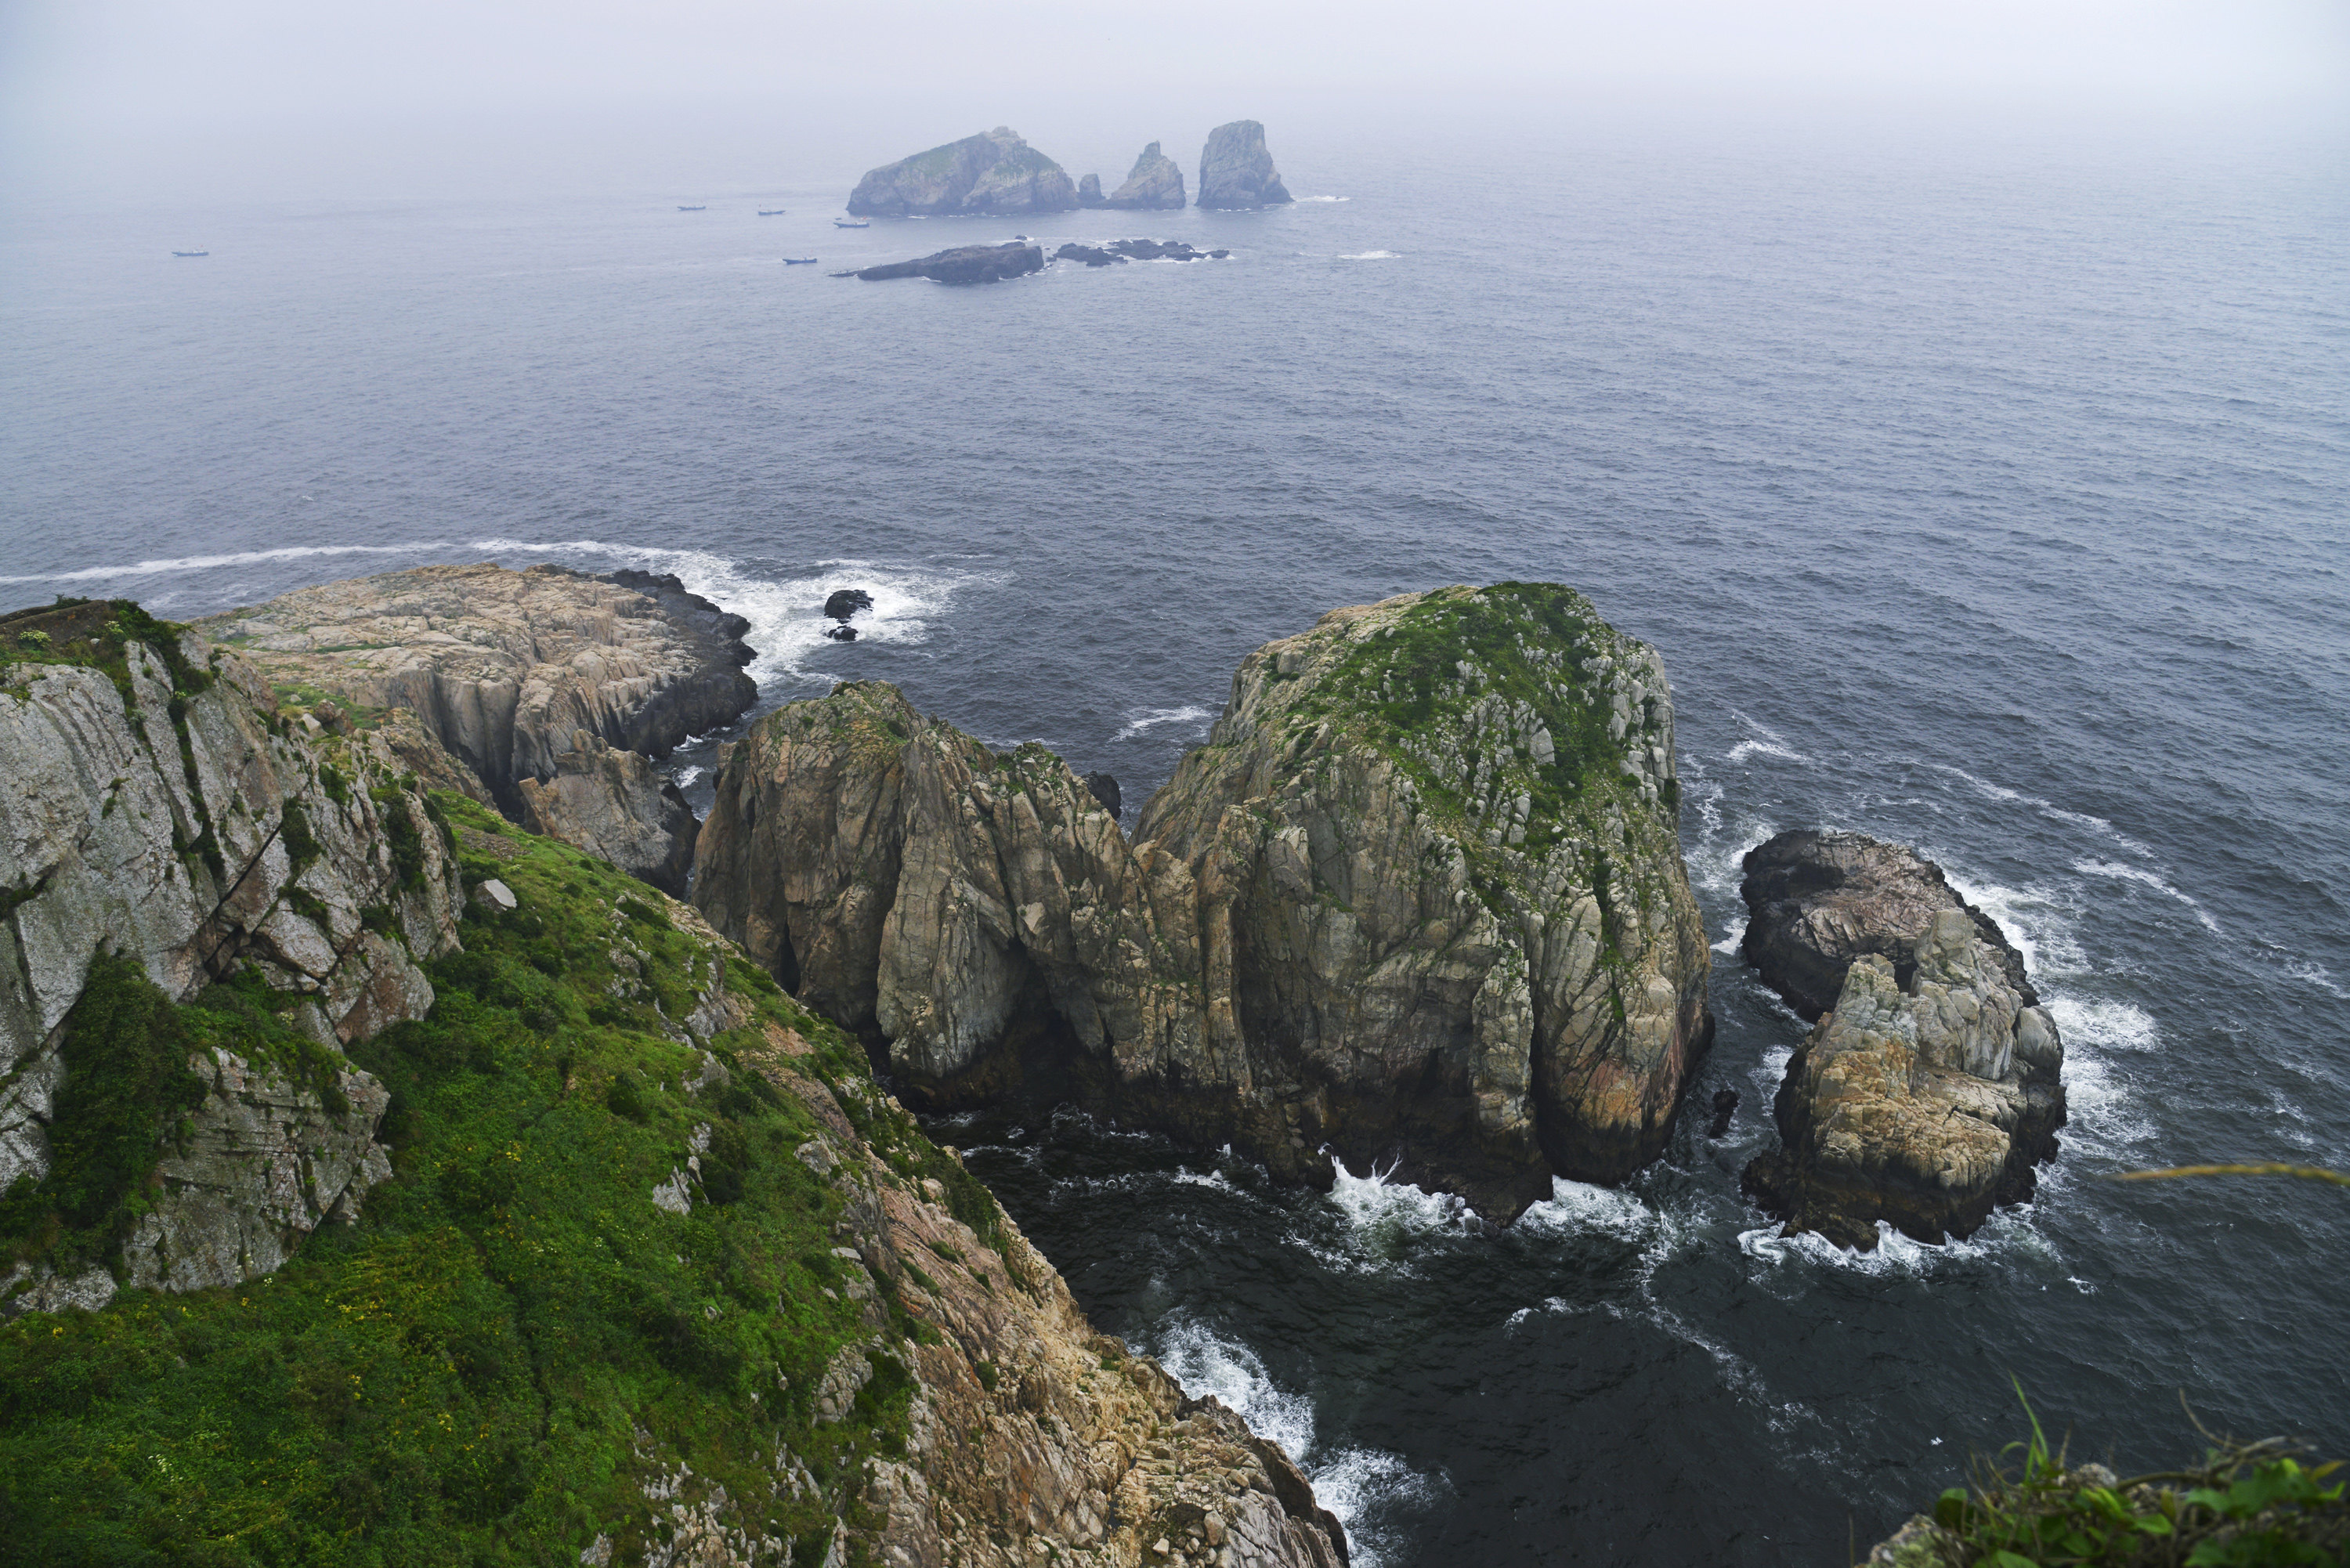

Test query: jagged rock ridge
[1101,141,1187,209]
[694,584,1713,1220]
[848,128,1081,217]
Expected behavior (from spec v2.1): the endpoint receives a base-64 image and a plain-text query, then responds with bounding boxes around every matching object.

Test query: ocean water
[5,108,2347,1565]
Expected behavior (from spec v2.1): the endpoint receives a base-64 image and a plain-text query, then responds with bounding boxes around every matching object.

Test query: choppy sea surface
[5,110,2347,1566]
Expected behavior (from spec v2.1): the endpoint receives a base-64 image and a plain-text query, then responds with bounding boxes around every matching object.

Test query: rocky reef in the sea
[848,242,1047,285]
[1739,830,2066,1248]
[694,584,1712,1220]
[1097,141,1187,209]
[1055,240,1230,266]
[1,598,1344,1566]
[1197,121,1293,210]
[847,127,1080,217]
[2,595,464,1310]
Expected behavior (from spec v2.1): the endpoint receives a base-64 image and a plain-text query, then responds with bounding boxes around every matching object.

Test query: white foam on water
[1515,1178,1654,1243]
[0,540,454,584]
[462,540,1006,695]
[1928,763,2157,859]
[1940,873,2084,981]
[1115,705,1214,741]
[2284,959,2350,1000]
[1150,1317,1428,1568]
[1723,710,1813,768]
[2072,858,2223,935]
[1297,195,1351,202]
[671,764,703,789]
[2045,995,2159,1053]
[1737,1203,2059,1277]
[1337,250,1400,259]
[1325,1157,1472,1237]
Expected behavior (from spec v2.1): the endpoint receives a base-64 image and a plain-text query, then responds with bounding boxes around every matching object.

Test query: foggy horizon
[5,0,2346,203]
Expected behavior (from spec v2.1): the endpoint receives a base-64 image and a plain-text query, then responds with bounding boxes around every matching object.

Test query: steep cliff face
[848,128,1081,218]
[1,768,1343,1567]
[694,585,1712,1219]
[519,728,699,897]
[2,595,464,1310]
[1196,121,1292,210]
[1104,141,1187,209]
[193,562,756,819]
[1742,908,2066,1248]
[1137,585,1713,1207]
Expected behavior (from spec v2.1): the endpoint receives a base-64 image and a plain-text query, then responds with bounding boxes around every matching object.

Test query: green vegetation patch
[0,795,943,1565]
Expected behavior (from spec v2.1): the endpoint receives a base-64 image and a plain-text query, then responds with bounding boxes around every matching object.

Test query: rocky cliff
[848,128,1081,218]
[1102,141,1187,209]
[1196,121,1292,210]
[2,599,1343,1565]
[519,728,699,897]
[694,585,1712,1220]
[2,595,464,1312]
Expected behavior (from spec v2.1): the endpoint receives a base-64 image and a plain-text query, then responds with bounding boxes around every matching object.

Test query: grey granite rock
[1078,172,1105,208]
[519,729,699,897]
[1742,906,2066,1248]
[847,128,1079,218]
[1103,141,1186,210]
[1196,121,1292,210]
[695,585,1712,1221]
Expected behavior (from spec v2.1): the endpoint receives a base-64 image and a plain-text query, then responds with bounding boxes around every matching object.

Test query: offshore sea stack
[695,584,1714,1220]
[1196,121,1293,210]
[1738,830,2066,1248]
[849,243,1047,285]
[1098,141,1188,209]
[193,562,753,887]
[847,127,1080,217]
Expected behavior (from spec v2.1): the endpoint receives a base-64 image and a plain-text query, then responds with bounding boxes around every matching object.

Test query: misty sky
[3,0,2345,199]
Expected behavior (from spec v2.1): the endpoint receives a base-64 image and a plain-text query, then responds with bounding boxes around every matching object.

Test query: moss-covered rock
[695,584,1712,1220]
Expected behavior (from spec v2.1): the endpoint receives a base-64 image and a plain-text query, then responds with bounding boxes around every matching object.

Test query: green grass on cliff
[0,796,988,1566]
[1285,581,1667,850]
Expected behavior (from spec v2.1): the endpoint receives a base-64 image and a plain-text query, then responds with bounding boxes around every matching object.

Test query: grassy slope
[0,795,979,1566]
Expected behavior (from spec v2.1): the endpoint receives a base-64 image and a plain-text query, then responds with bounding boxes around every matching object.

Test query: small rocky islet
[0,566,2081,1558]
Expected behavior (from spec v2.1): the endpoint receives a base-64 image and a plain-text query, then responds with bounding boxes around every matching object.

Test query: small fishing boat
[757,208,787,216]
[783,257,819,265]
[677,204,707,211]
[833,218,870,229]
[172,249,208,258]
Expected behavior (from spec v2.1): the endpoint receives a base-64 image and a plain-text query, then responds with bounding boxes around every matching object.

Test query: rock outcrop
[1078,172,1105,208]
[695,584,1712,1220]
[1196,121,1292,210]
[848,242,1047,285]
[1740,829,2034,1019]
[518,729,698,898]
[193,562,755,822]
[2,596,465,1307]
[1742,895,2066,1249]
[1102,141,1187,209]
[847,128,1080,218]
[745,1042,1349,1568]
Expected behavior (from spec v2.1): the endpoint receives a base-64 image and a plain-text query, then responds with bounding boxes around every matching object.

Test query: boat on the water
[783,257,819,265]
[172,250,208,258]
[833,218,870,229]
[677,204,707,211]
[758,208,787,216]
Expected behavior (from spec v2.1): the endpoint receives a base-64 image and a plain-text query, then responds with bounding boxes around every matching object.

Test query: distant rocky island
[848,121,1296,218]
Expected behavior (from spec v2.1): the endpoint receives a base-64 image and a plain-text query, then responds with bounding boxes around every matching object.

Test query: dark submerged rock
[1054,243,1126,268]
[1705,1088,1738,1139]
[1740,829,2034,1019]
[1084,771,1122,821]
[848,243,1046,285]
[825,624,858,642]
[825,587,874,620]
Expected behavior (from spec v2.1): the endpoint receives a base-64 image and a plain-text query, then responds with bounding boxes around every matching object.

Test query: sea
[5,103,2346,1566]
